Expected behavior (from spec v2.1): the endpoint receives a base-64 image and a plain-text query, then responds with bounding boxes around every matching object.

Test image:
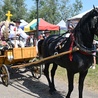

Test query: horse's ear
[93,5,95,9]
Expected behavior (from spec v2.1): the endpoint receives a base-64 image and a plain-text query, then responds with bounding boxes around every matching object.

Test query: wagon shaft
[11,47,79,69]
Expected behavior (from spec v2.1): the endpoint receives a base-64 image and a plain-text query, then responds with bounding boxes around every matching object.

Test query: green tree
[0,0,14,21]
[0,1,4,21]
[30,0,61,24]
[1,0,27,21]
[29,0,82,24]
[39,0,59,24]
[70,0,83,16]
[12,0,27,20]
[57,0,83,22]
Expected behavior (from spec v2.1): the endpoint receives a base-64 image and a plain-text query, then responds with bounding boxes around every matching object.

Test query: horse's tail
[37,39,44,57]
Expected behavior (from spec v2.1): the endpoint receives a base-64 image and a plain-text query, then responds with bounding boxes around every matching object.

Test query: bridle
[72,8,98,55]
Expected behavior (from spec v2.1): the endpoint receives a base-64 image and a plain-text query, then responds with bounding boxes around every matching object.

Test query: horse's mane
[72,8,97,48]
[74,9,94,31]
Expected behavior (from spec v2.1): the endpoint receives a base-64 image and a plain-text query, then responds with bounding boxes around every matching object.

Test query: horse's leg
[66,71,74,98]
[43,63,52,92]
[78,70,88,98]
[51,63,58,91]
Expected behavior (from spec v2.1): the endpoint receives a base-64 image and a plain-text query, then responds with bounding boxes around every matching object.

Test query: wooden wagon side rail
[0,55,6,58]
[11,47,79,69]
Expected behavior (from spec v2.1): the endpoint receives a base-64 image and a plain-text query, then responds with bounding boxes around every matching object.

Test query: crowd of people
[0,19,51,49]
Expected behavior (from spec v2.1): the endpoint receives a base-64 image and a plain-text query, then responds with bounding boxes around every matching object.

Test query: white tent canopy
[19,19,28,30]
[68,9,91,21]
[19,19,28,27]
[57,20,67,30]
[68,6,98,20]
[66,9,92,30]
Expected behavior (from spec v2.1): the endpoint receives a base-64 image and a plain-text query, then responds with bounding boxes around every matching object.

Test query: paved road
[0,71,98,98]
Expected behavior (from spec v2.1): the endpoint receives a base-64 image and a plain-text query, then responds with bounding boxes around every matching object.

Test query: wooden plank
[22,47,37,58]
[13,48,22,59]
[0,55,6,58]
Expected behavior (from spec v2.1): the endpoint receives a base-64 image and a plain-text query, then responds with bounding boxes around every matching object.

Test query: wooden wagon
[0,42,79,86]
[0,46,44,86]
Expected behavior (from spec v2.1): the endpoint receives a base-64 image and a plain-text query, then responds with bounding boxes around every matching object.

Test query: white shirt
[9,25,17,38]
[9,25,29,39]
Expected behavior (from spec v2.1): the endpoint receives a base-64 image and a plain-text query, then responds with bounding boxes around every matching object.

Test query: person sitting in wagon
[0,21,12,50]
[9,19,30,48]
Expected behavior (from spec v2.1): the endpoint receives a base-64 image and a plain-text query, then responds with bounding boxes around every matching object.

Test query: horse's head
[74,6,98,36]
[73,6,98,51]
[90,6,98,36]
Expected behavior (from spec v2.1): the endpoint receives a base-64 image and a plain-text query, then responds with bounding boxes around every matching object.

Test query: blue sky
[25,0,98,13]
[80,0,98,13]
[25,0,33,10]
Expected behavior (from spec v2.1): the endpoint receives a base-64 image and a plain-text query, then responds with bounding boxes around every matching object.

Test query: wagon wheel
[0,64,10,86]
[29,58,43,79]
[31,65,43,79]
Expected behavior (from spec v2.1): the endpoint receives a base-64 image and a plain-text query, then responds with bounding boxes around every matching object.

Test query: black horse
[38,6,98,98]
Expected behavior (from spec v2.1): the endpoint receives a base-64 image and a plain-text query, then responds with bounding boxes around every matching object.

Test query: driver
[9,19,30,48]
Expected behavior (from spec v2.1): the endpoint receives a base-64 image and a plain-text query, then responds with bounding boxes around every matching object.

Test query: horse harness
[54,32,97,61]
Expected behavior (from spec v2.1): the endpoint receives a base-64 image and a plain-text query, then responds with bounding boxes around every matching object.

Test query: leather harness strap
[69,33,75,61]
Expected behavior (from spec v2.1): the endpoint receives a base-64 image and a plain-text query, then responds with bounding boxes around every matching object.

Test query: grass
[85,65,98,91]
[51,64,98,92]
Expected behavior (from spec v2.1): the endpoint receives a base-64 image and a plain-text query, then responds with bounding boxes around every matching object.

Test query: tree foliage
[71,0,83,16]
[0,0,82,24]
[12,0,27,20]
[0,0,27,21]
[29,0,82,24]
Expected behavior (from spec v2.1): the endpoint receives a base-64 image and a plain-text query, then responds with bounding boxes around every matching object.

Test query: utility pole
[36,0,39,40]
